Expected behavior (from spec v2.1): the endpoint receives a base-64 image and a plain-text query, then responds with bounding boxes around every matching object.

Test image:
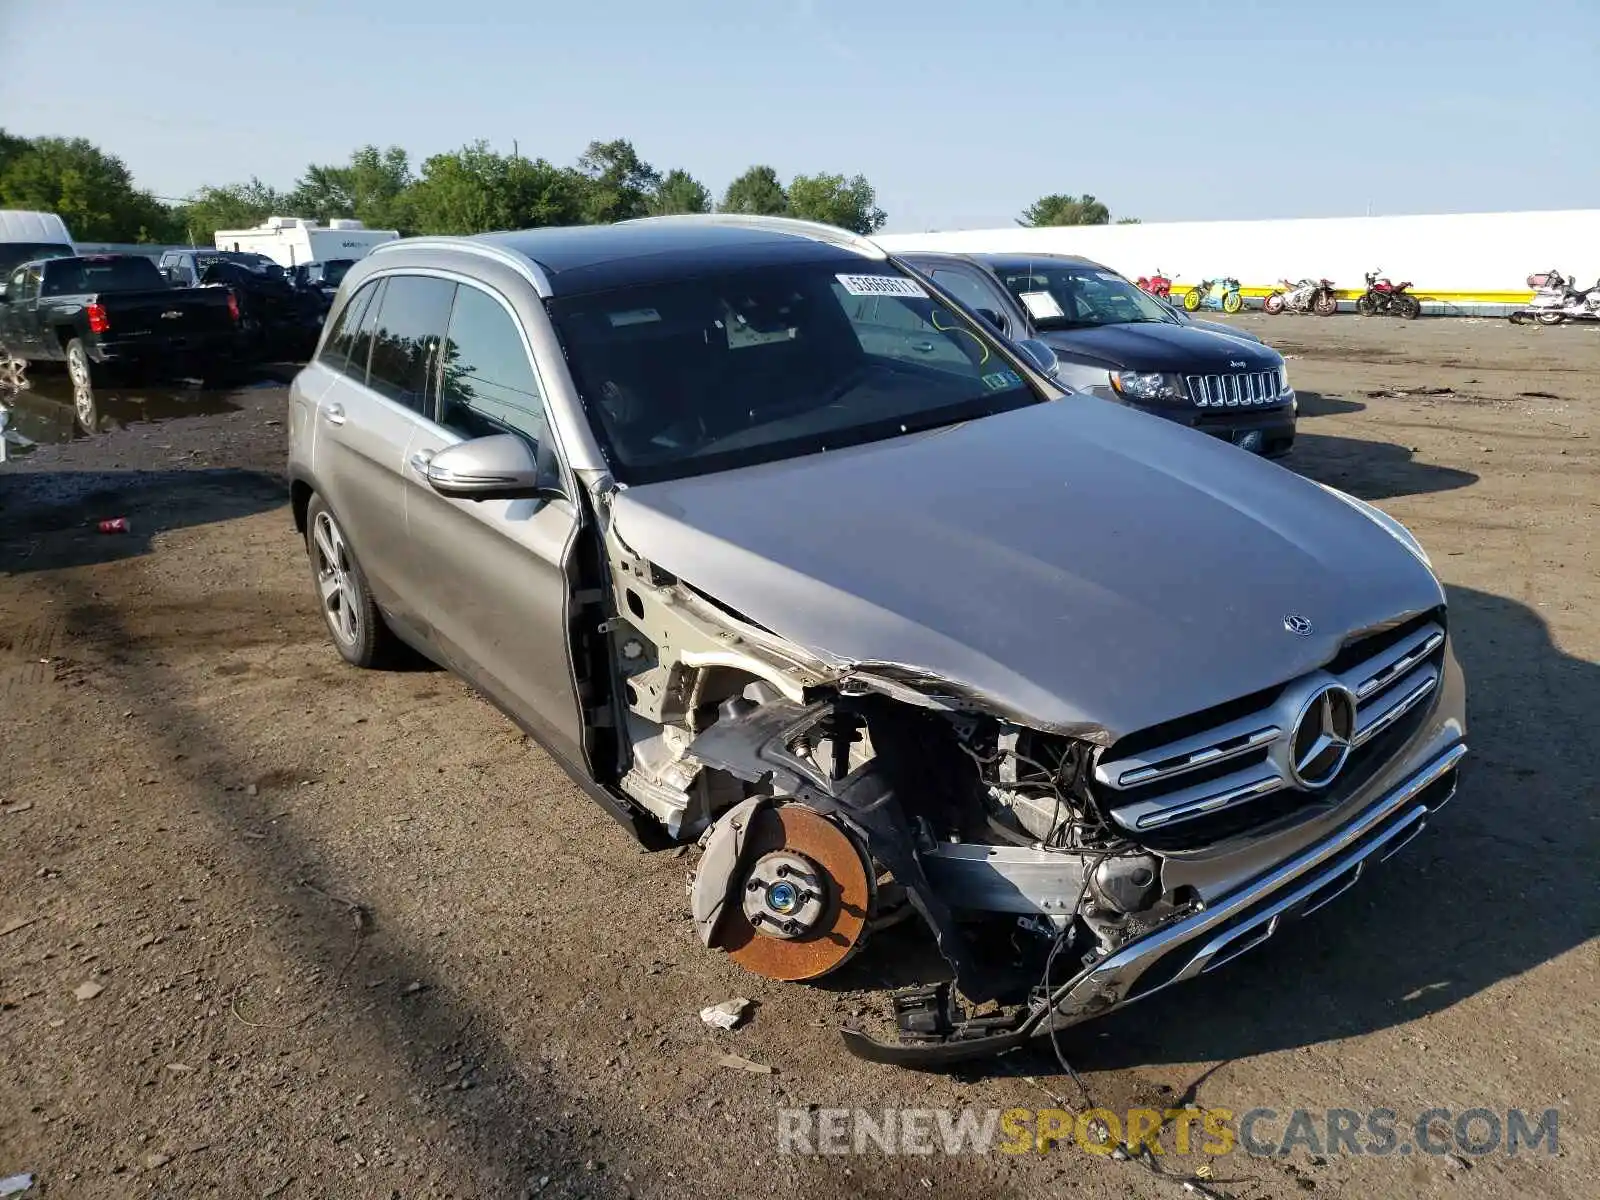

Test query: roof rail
[367,236,553,295]
[619,213,886,260]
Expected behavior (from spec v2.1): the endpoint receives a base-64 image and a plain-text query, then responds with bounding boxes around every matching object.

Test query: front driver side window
[435,284,551,447]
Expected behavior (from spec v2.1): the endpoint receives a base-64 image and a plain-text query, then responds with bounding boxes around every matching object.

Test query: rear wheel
[64,338,99,390]
[1535,311,1565,326]
[304,496,398,668]
[1263,292,1286,315]
[1396,295,1421,320]
[1222,290,1244,314]
[1312,289,1339,316]
[1182,289,1202,311]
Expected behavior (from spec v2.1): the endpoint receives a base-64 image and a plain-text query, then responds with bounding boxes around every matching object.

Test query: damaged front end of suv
[592,437,1467,1064]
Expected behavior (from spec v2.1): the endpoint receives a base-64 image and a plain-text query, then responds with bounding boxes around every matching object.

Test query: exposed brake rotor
[720,805,874,982]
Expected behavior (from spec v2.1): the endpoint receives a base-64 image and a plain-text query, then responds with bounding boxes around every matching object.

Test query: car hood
[1184,316,1263,343]
[610,398,1442,742]
[1040,322,1281,372]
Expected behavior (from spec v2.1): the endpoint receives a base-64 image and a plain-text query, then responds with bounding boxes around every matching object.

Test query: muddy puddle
[0,371,249,457]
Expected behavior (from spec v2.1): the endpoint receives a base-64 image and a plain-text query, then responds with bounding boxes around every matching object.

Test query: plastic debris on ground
[699,997,751,1030]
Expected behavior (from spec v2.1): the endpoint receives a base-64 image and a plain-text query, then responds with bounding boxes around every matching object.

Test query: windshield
[0,242,74,275]
[199,252,284,280]
[548,261,1042,484]
[994,263,1176,330]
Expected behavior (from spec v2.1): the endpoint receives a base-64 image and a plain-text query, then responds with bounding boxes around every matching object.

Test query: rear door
[400,281,586,761]
[313,273,455,618]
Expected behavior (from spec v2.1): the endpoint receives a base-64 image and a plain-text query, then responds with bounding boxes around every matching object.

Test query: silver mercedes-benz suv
[287,215,1466,1063]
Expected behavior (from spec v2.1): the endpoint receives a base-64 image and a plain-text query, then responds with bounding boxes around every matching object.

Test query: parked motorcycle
[1508,269,1600,326]
[1135,269,1172,300]
[1182,277,1244,314]
[1356,269,1421,320]
[1263,277,1338,316]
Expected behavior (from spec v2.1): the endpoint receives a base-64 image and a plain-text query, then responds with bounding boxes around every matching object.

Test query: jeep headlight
[1317,483,1433,569]
[1109,371,1182,401]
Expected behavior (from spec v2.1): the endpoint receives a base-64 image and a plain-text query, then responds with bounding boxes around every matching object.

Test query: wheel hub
[741,850,826,939]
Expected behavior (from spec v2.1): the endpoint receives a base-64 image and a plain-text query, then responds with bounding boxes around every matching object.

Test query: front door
[399,281,587,763]
[1,265,42,359]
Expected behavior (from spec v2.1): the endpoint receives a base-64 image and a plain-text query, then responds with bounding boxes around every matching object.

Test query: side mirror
[424,432,564,502]
[1015,337,1060,379]
[975,307,1007,334]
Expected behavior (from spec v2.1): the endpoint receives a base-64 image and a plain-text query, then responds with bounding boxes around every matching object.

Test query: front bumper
[842,739,1465,1065]
[1163,396,1296,456]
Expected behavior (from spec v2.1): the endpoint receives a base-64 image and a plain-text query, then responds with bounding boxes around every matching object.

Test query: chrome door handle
[911,340,936,353]
[324,402,346,425]
[408,450,434,476]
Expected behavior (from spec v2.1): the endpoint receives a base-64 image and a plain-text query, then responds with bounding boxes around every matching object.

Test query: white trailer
[212,216,398,268]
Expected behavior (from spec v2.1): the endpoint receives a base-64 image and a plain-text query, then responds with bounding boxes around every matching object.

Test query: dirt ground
[1,316,1596,1199]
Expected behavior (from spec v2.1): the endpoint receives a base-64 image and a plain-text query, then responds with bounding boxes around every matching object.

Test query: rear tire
[1182,290,1201,312]
[1397,295,1421,320]
[1535,311,1565,326]
[304,495,398,669]
[1222,290,1244,314]
[1312,290,1338,316]
[1263,292,1286,315]
[64,338,99,390]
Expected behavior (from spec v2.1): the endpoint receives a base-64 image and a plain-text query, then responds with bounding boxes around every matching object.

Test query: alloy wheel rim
[312,512,360,645]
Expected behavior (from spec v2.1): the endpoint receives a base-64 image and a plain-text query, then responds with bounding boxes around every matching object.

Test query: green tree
[786,172,887,234]
[407,142,586,235]
[648,168,712,216]
[576,138,660,224]
[1017,193,1111,227]
[720,165,788,216]
[287,145,414,230]
[173,179,287,244]
[0,135,176,242]
[0,128,30,178]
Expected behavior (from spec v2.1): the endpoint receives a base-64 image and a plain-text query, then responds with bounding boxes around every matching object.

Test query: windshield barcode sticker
[835,274,928,298]
[1018,290,1064,320]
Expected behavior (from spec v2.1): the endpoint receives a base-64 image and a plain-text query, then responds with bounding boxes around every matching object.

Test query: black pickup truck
[901,251,1296,457]
[0,254,242,385]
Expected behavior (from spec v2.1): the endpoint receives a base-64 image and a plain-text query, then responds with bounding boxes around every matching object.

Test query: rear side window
[436,285,549,445]
[42,257,164,295]
[366,275,457,413]
[318,279,380,375]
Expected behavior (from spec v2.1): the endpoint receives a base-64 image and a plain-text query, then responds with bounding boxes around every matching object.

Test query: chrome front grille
[1094,616,1447,841]
[1185,370,1284,407]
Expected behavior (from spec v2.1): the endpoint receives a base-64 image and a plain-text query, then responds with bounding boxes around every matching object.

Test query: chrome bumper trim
[1046,741,1467,1024]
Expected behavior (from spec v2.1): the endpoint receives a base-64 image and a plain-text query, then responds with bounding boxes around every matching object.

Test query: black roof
[475,221,872,295]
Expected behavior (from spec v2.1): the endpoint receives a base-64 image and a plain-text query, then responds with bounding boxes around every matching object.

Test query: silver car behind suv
[287,216,1465,1063]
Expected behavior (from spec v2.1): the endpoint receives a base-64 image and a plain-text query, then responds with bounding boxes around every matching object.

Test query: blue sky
[2,0,1595,231]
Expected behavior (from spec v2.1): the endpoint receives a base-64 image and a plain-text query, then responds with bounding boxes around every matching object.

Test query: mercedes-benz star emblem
[1284,614,1313,635]
[1289,685,1357,789]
